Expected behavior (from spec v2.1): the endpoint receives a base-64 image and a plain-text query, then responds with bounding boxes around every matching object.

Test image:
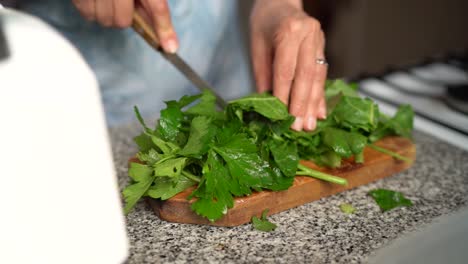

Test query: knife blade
[132,12,227,108]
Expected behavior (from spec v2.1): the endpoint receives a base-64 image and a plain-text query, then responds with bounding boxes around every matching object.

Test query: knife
[132,12,227,108]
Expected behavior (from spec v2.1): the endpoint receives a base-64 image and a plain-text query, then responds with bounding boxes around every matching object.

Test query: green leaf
[123,178,153,214]
[150,134,179,154]
[128,162,153,182]
[325,79,359,100]
[322,127,367,158]
[134,106,151,133]
[179,116,216,157]
[267,166,294,191]
[147,175,196,200]
[229,93,290,121]
[316,150,342,168]
[331,96,379,132]
[340,203,356,214]
[185,90,223,119]
[158,101,184,142]
[124,162,154,214]
[251,209,277,232]
[214,134,274,195]
[191,151,235,221]
[134,133,156,152]
[153,157,187,177]
[268,139,299,177]
[368,189,413,212]
[136,149,160,165]
[370,105,414,142]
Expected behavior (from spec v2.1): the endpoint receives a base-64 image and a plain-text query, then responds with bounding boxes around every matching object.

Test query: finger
[317,97,327,119]
[289,33,316,131]
[113,0,134,28]
[304,38,327,131]
[142,0,178,53]
[72,0,96,21]
[250,33,273,93]
[272,17,304,107]
[95,0,114,27]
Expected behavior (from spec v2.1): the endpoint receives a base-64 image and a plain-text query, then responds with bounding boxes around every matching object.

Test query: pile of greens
[123,79,414,222]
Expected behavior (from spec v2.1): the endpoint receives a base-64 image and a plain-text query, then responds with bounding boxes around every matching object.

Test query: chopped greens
[340,203,356,214]
[368,189,413,212]
[123,79,414,221]
[251,209,277,232]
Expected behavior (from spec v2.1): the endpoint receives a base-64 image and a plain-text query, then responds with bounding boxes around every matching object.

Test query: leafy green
[322,127,367,159]
[340,203,356,214]
[229,93,290,121]
[153,157,187,177]
[179,116,216,157]
[368,189,413,212]
[251,209,277,232]
[123,79,415,222]
[369,105,414,142]
[331,97,379,132]
[147,176,196,200]
[191,151,235,221]
[325,79,359,99]
[123,162,154,214]
[268,138,299,177]
[158,101,184,142]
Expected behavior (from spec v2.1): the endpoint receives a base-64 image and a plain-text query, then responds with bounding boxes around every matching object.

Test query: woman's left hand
[250,0,327,131]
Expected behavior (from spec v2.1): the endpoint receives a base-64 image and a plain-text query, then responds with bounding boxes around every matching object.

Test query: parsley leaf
[158,100,184,142]
[147,176,196,200]
[191,151,235,221]
[368,189,413,212]
[123,162,154,214]
[179,116,216,158]
[251,209,277,232]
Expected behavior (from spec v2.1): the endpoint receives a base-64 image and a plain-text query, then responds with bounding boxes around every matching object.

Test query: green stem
[296,164,348,186]
[182,170,201,183]
[369,144,412,163]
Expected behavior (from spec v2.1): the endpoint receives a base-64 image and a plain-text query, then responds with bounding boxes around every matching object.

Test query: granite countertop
[110,124,468,263]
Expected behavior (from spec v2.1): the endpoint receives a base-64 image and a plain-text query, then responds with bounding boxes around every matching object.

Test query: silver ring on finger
[315,58,328,66]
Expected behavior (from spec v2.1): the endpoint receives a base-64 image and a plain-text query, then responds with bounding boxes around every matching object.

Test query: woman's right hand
[71,0,178,53]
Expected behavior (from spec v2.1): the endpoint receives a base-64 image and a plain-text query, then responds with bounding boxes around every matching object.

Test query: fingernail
[318,106,327,119]
[306,116,316,131]
[165,39,178,53]
[292,117,303,131]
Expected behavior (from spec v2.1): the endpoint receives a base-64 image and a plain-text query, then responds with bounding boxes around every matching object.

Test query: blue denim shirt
[21,0,253,125]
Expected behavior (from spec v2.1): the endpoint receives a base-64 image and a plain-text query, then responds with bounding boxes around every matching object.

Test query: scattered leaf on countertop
[340,203,356,214]
[252,209,277,232]
[368,189,413,212]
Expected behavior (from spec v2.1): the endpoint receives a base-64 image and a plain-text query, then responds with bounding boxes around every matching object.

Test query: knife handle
[132,12,161,51]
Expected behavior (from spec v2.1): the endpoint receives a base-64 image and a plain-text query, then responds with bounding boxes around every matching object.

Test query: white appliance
[0,8,128,264]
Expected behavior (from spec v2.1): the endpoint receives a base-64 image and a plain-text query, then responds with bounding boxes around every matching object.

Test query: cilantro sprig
[123,79,414,221]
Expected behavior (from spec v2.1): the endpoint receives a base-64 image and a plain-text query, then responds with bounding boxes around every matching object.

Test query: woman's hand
[250,0,327,131]
[71,0,178,53]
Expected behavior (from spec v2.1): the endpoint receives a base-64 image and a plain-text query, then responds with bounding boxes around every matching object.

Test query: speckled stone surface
[109,124,468,264]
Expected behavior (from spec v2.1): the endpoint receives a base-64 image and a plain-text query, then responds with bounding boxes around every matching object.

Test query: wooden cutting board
[135,136,415,227]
